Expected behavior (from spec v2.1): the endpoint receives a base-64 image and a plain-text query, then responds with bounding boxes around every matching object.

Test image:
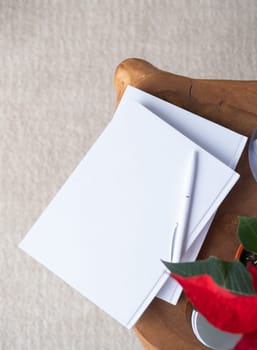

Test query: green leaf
[162,256,256,295]
[238,216,257,254]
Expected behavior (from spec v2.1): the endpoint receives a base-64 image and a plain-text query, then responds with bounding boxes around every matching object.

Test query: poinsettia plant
[163,216,257,350]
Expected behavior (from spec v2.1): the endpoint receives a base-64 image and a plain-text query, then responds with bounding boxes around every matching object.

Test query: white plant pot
[191,310,242,350]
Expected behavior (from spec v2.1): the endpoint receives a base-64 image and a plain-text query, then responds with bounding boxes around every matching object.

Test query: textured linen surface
[1,1,257,349]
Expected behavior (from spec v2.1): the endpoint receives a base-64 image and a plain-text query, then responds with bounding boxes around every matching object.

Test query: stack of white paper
[19,86,247,329]
[123,86,248,304]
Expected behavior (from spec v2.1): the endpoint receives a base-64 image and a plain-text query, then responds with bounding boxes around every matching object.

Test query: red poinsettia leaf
[248,264,257,293]
[234,330,257,350]
[172,273,257,334]
[164,257,256,295]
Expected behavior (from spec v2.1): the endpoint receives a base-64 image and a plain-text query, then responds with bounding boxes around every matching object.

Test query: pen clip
[170,223,178,262]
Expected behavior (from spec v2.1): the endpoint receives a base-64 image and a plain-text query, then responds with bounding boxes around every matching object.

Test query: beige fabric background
[1,1,257,349]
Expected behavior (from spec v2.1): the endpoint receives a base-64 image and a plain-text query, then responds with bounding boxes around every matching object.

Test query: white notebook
[19,97,239,328]
[122,86,247,304]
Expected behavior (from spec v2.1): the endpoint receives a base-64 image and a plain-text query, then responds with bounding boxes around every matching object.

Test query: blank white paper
[19,98,240,328]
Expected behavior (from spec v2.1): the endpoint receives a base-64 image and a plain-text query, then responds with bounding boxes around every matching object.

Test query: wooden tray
[114,58,257,350]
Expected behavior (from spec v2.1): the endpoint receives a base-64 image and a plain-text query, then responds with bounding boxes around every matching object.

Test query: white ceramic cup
[191,310,242,350]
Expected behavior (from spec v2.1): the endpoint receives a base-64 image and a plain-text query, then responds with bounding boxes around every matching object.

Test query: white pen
[171,150,198,263]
